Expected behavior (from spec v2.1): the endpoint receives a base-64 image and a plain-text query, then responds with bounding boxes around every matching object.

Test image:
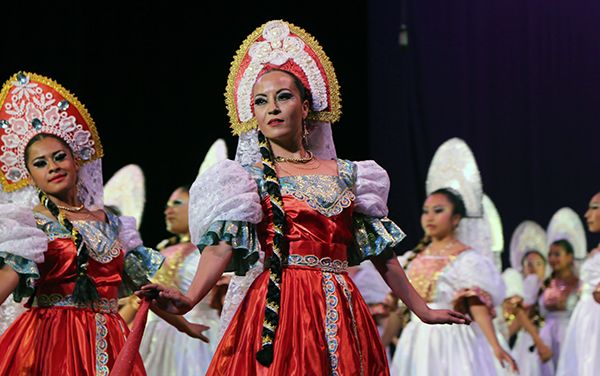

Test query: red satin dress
[0,214,147,376]
[207,195,390,375]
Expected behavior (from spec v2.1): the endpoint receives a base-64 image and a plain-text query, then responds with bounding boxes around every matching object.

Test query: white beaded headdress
[509,220,548,272]
[225,20,342,165]
[426,138,492,257]
[0,72,104,208]
[103,164,145,228]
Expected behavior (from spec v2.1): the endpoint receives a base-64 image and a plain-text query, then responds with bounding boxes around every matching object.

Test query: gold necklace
[274,150,314,164]
[56,203,85,212]
[276,159,321,175]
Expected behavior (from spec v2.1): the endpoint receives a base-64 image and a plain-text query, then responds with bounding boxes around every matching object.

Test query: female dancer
[556,193,600,376]
[138,20,468,375]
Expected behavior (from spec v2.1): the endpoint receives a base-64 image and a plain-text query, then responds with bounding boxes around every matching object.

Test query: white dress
[556,250,600,376]
[139,243,220,376]
[539,277,579,375]
[511,274,546,376]
[391,249,505,376]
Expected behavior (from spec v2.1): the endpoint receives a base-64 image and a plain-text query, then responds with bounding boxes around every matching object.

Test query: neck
[179,233,191,243]
[554,267,574,280]
[430,234,456,246]
[269,137,307,160]
[46,189,81,208]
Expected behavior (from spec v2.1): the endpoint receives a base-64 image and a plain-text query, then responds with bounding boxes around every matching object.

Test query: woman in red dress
[139,20,470,375]
[0,72,198,375]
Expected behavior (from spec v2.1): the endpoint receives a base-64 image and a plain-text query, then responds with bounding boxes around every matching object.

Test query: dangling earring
[302,119,309,146]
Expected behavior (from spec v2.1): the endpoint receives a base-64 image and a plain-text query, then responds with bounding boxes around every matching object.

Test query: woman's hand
[135,284,193,315]
[419,308,472,325]
[494,346,519,374]
[183,322,211,343]
[536,342,553,363]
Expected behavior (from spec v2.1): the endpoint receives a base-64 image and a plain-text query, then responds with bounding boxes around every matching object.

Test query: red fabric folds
[0,237,146,375]
[207,197,390,375]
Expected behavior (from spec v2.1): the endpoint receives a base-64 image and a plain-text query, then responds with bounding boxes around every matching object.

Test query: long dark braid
[255,130,288,366]
[39,190,99,303]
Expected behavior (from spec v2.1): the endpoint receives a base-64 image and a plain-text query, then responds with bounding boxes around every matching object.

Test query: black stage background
[3,1,598,268]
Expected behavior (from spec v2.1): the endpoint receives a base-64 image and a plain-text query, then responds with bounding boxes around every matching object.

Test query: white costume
[556,248,600,376]
[138,139,227,375]
[539,208,586,375]
[391,138,507,376]
[507,220,549,376]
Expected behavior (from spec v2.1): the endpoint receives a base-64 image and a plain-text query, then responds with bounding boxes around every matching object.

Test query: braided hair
[39,190,99,304]
[25,133,99,304]
[255,130,287,366]
[403,188,467,269]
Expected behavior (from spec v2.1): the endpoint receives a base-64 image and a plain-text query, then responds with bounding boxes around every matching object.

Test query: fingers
[141,284,160,290]
[198,333,210,343]
[448,310,471,324]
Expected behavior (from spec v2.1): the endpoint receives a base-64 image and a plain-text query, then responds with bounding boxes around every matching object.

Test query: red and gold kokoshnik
[0,71,102,192]
[225,20,342,135]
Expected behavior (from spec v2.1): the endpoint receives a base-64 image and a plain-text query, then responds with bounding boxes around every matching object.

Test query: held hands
[419,308,472,325]
[135,284,193,315]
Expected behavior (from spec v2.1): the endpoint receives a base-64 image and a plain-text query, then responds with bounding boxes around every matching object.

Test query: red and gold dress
[0,210,164,376]
[190,159,405,375]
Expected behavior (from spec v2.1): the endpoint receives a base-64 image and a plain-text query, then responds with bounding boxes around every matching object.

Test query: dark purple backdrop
[369,0,600,267]
[2,2,598,268]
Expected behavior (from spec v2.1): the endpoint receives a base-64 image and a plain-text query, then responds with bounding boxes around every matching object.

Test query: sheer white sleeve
[189,159,263,245]
[353,160,390,217]
[0,203,47,263]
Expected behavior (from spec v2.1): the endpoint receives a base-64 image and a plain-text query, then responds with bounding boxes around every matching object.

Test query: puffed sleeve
[349,161,406,265]
[117,215,165,296]
[437,250,506,316]
[189,160,263,275]
[0,204,47,302]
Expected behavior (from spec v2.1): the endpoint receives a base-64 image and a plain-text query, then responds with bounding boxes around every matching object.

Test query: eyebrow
[32,149,66,161]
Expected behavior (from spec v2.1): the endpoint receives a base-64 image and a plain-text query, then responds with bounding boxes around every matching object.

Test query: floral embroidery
[322,272,340,376]
[288,254,348,273]
[95,313,109,376]
[280,175,355,217]
[34,211,124,264]
[34,294,119,314]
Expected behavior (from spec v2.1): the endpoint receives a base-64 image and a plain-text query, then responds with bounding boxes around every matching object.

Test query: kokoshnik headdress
[0,71,104,208]
[426,137,493,258]
[225,19,342,166]
[198,138,228,176]
[483,194,504,270]
[509,220,548,273]
[103,164,145,228]
[547,207,587,272]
